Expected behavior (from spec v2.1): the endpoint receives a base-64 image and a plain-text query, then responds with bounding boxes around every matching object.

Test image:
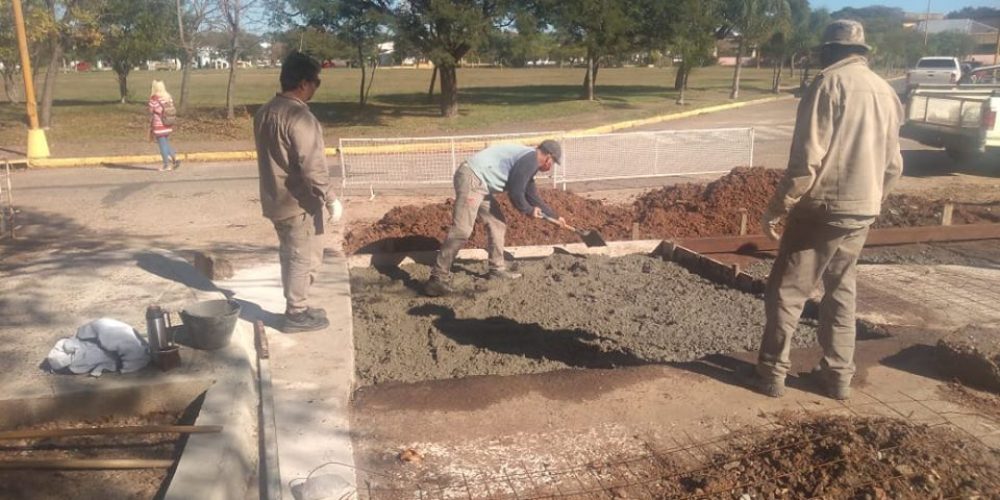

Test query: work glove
[761,208,782,241]
[327,198,343,223]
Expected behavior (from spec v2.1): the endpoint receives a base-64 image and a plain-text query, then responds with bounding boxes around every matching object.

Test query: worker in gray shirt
[424,140,565,297]
[254,51,343,333]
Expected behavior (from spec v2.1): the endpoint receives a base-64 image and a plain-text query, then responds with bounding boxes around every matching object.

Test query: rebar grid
[355,394,1000,500]
[860,264,1000,322]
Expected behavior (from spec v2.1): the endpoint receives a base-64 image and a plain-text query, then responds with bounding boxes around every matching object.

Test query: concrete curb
[26,94,794,169]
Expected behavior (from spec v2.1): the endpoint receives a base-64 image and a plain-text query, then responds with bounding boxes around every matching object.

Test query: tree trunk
[364,55,379,105]
[358,44,367,107]
[116,70,129,103]
[180,51,193,114]
[673,61,687,91]
[772,58,783,94]
[438,63,458,117]
[582,51,596,101]
[40,37,63,127]
[426,66,437,103]
[729,39,743,100]
[225,54,237,120]
[676,67,689,105]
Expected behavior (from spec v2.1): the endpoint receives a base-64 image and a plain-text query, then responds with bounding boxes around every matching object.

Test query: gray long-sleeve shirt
[254,93,331,221]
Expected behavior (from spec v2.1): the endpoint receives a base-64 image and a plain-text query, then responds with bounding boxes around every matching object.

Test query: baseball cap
[539,139,562,165]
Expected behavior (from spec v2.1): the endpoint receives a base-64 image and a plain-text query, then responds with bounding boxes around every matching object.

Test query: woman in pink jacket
[148,80,180,171]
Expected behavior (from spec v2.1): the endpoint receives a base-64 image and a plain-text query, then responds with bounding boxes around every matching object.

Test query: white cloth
[46,318,151,376]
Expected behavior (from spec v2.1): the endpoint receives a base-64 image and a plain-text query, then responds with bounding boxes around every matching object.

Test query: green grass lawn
[0,65,786,157]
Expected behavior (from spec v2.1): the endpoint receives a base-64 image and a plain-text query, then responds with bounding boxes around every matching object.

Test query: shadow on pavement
[409,304,647,369]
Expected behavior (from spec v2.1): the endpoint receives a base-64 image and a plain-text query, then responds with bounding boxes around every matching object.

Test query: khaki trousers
[757,212,870,387]
[273,212,325,314]
[432,163,507,279]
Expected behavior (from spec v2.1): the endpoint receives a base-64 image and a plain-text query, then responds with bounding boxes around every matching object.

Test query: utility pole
[923,0,931,47]
[11,0,50,159]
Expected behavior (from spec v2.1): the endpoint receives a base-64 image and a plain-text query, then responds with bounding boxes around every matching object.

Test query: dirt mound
[344,167,1000,254]
[675,414,999,498]
[936,325,1000,393]
[633,167,783,238]
[344,189,633,254]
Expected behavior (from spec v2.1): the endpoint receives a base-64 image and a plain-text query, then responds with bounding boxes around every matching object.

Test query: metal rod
[0,425,221,441]
[0,458,174,470]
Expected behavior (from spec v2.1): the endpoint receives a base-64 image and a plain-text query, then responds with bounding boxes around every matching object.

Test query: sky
[811,0,1000,15]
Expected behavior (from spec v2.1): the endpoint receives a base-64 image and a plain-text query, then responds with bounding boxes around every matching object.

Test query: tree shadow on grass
[409,303,646,369]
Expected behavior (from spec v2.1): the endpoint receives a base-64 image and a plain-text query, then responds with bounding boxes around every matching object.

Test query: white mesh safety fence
[339,131,564,188]
[339,127,754,191]
[555,128,754,185]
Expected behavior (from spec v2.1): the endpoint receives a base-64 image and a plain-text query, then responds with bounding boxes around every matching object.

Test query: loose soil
[344,167,1000,255]
[936,325,1000,393]
[359,414,1000,499]
[351,253,819,386]
[0,411,185,500]
[658,414,1000,499]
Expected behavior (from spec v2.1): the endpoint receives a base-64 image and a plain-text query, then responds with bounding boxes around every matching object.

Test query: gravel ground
[351,254,820,386]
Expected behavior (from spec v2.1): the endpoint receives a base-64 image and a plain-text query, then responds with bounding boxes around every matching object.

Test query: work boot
[488,268,522,280]
[423,276,453,297]
[304,306,327,319]
[283,309,330,333]
[743,365,785,398]
[805,368,852,401]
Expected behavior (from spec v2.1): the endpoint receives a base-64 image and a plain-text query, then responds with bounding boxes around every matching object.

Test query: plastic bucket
[179,299,241,350]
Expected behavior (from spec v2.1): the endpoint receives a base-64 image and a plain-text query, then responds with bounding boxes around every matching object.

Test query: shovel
[542,214,607,247]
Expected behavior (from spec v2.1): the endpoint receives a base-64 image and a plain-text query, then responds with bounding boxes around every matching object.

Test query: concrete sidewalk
[217,252,356,500]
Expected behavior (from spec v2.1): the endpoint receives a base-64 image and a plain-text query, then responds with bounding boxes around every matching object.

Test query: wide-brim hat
[820,19,872,52]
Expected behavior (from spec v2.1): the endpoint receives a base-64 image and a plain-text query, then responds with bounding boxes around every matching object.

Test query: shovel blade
[578,229,607,247]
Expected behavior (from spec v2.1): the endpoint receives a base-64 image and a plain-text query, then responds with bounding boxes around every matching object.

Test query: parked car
[959,64,1000,85]
[906,57,962,91]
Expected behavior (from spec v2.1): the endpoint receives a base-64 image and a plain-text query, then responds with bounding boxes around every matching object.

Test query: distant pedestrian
[423,140,566,297]
[254,51,343,333]
[148,80,180,171]
[753,20,903,400]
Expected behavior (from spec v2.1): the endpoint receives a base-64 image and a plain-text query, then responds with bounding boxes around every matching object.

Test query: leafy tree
[279,0,390,107]
[273,26,352,61]
[219,0,260,119]
[175,0,218,114]
[38,0,101,127]
[668,0,720,104]
[927,31,978,60]
[0,0,49,104]
[97,0,176,103]
[548,0,641,101]
[395,0,509,117]
[945,7,1000,20]
[723,0,791,99]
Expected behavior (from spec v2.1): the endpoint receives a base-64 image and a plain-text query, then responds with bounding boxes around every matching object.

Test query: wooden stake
[738,208,748,236]
[941,202,954,226]
[0,459,174,470]
[0,425,222,441]
[631,222,640,241]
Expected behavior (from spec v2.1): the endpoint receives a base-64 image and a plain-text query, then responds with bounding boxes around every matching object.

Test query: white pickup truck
[906,57,962,91]
[900,84,1000,163]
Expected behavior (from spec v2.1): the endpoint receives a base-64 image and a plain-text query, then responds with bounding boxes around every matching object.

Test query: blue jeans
[156,135,176,166]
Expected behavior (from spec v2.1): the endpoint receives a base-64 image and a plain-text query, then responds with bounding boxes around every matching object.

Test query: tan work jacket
[771,55,903,219]
[254,94,331,222]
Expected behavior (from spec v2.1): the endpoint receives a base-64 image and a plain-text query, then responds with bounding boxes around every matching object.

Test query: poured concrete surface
[351,253,820,386]
[217,257,356,500]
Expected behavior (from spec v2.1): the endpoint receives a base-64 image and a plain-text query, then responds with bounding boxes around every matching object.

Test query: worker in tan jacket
[752,20,903,400]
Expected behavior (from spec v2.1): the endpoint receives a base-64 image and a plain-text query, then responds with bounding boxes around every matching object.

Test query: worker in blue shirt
[424,140,565,297]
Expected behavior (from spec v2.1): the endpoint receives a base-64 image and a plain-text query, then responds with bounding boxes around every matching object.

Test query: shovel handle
[542,214,577,232]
